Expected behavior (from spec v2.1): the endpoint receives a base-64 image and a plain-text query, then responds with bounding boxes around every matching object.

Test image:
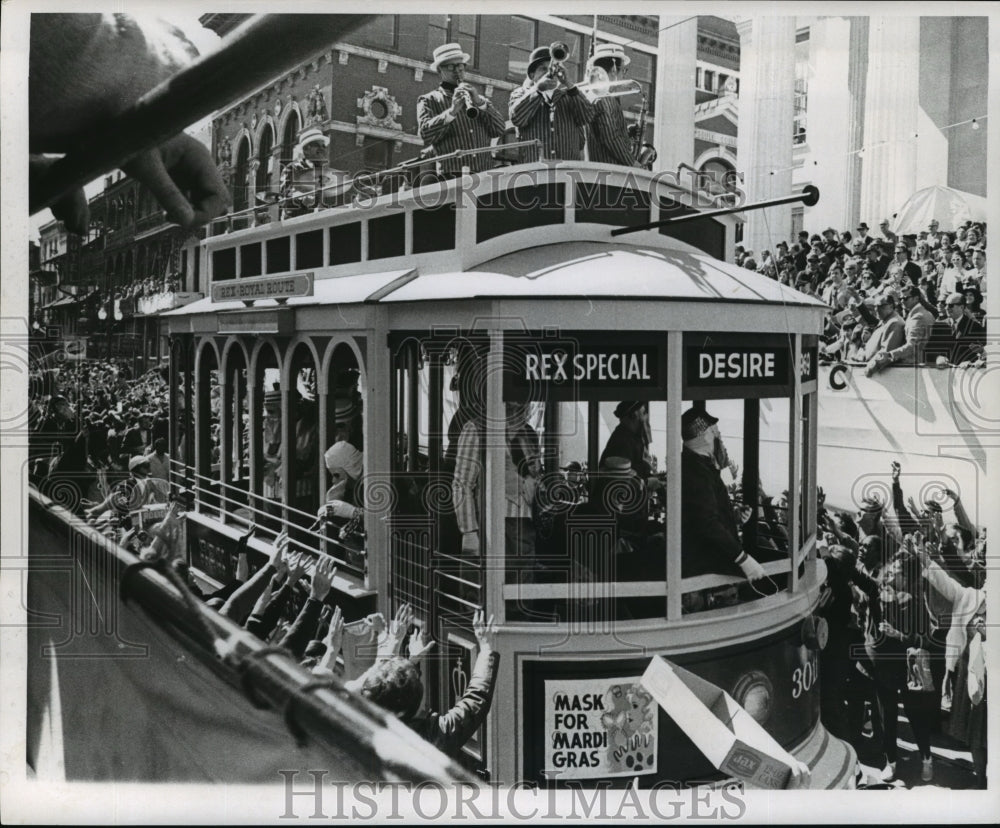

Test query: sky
[29,12,221,242]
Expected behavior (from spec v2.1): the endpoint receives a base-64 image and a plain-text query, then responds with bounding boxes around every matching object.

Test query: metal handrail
[210,139,544,230]
[173,460,364,559]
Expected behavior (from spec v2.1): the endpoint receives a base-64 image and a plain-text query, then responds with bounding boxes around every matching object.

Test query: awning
[41,295,77,309]
[891,185,988,233]
[40,291,97,310]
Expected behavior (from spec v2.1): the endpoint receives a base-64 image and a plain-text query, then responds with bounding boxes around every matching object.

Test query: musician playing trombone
[417,43,506,177]
[509,43,596,162]
[585,43,639,166]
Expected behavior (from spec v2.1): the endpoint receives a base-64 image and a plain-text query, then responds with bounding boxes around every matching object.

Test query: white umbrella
[890,185,988,234]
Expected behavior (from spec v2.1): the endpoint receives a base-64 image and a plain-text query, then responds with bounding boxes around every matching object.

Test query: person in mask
[601,400,657,481]
[318,440,366,566]
[680,407,766,584]
[321,440,364,515]
[261,389,284,517]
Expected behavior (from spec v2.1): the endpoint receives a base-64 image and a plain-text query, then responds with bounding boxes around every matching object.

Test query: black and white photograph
[1,2,997,822]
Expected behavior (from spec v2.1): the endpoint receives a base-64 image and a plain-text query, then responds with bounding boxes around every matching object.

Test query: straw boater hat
[587,42,630,69]
[431,42,470,72]
[297,126,329,148]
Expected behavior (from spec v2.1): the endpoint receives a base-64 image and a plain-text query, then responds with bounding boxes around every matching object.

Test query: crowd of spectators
[144,517,499,761]
[736,219,988,373]
[28,359,173,523]
[814,461,987,788]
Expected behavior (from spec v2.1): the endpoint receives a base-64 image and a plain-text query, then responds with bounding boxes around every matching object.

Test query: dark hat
[599,456,636,478]
[807,252,820,261]
[526,46,552,77]
[681,407,719,441]
[857,222,869,231]
[332,395,360,424]
[823,227,837,236]
[798,230,809,237]
[899,284,922,300]
[776,240,788,248]
[963,284,983,303]
[894,242,908,252]
[263,390,282,413]
[303,639,328,659]
[560,460,584,472]
[613,400,645,418]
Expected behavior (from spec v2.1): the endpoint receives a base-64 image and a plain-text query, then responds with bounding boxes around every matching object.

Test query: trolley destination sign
[683,334,795,399]
[210,272,314,303]
[504,332,667,401]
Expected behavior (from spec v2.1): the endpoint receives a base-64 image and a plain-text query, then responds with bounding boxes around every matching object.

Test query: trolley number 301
[791,654,819,699]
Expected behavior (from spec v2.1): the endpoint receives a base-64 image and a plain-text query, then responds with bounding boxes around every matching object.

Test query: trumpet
[546,41,570,77]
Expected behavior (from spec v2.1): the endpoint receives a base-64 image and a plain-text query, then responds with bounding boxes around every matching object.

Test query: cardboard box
[641,656,803,790]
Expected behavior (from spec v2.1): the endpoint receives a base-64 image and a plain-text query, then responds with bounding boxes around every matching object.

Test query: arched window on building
[234,137,251,214]
[281,110,300,168]
[256,123,275,201]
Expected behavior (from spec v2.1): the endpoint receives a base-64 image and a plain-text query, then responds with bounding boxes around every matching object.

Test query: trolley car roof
[164,243,825,316]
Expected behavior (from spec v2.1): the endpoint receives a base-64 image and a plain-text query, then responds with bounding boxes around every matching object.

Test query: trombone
[575,64,642,103]
[543,44,642,102]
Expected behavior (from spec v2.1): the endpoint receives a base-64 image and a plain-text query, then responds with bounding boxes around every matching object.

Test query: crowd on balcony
[736,219,988,372]
[814,461,986,788]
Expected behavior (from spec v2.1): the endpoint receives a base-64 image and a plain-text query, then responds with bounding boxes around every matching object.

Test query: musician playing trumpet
[509,43,596,162]
[417,43,505,177]
[585,43,639,167]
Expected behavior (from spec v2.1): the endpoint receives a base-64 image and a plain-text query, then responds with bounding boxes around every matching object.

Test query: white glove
[323,499,356,520]
[737,552,766,581]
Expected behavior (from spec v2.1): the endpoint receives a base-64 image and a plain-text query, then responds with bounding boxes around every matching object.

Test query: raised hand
[310,555,337,601]
[376,603,414,659]
[270,531,290,577]
[287,551,309,586]
[320,605,344,668]
[407,626,436,663]
[472,608,496,650]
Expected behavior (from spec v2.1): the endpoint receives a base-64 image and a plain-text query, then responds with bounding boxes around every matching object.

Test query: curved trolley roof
[166,162,827,331]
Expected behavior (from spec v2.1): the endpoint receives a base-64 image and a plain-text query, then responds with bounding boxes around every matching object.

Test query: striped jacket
[587,97,635,166]
[508,79,596,162]
[417,85,505,175]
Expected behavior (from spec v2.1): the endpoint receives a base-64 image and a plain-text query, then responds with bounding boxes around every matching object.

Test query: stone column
[804,17,852,234]
[654,16,698,173]
[844,16,868,229]
[859,17,920,227]
[735,17,797,259]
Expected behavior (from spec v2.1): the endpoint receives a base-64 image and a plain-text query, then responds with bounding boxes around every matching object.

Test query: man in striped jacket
[585,43,637,166]
[417,43,506,177]
[509,45,596,162]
